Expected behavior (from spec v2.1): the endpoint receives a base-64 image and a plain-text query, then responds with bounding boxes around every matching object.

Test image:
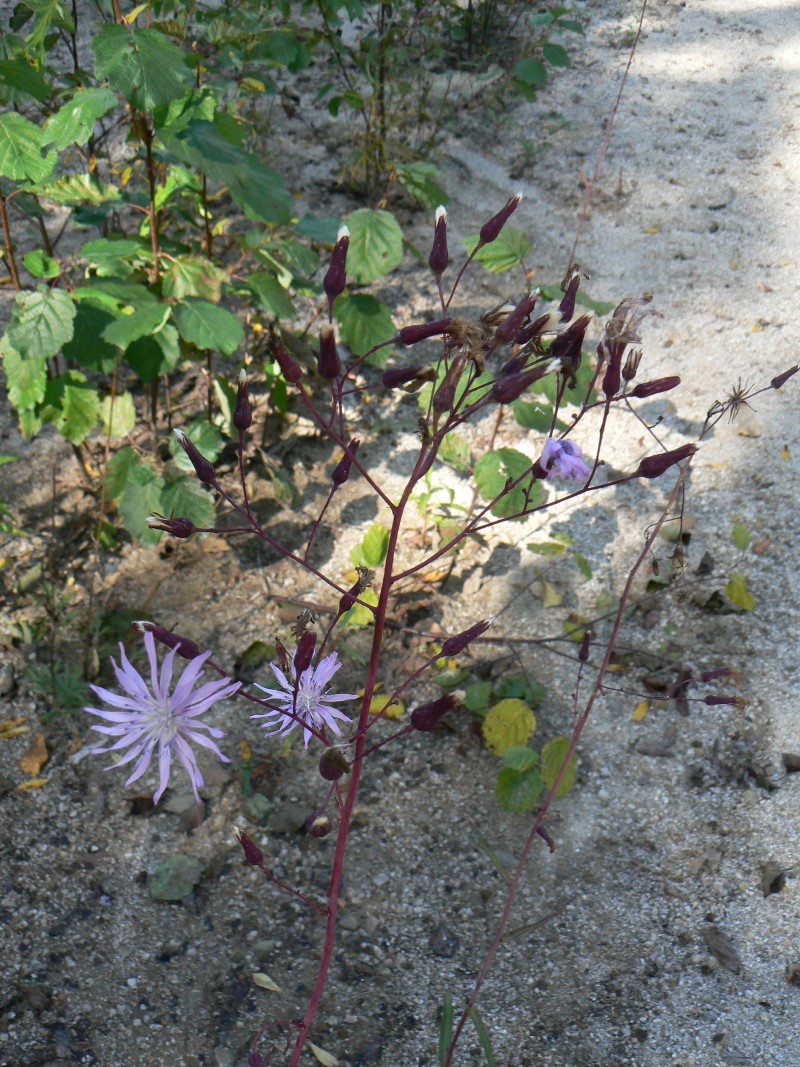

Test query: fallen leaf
[538,578,563,608]
[19,732,48,776]
[643,226,660,234]
[782,444,790,461]
[632,700,649,722]
[421,569,449,583]
[368,695,405,720]
[0,717,28,739]
[252,972,283,993]
[308,1042,338,1067]
[17,777,48,791]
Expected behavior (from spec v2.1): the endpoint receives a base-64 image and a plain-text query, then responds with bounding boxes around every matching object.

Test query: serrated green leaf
[394,161,449,210]
[42,87,118,150]
[162,255,226,302]
[297,214,343,244]
[482,698,537,756]
[117,460,166,544]
[731,521,750,552]
[102,303,171,349]
[543,42,572,68]
[1,342,47,411]
[335,293,395,361]
[172,298,243,355]
[7,287,75,360]
[496,765,544,813]
[159,472,215,531]
[350,523,390,568]
[249,271,297,320]
[503,745,538,772]
[474,447,544,519]
[0,113,55,183]
[41,370,100,444]
[527,541,567,556]
[105,445,140,500]
[464,680,493,712]
[464,228,532,274]
[726,572,757,611]
[125,325,180,382]
[169,418,224,470]
[62,302,115,374]
[100,392,136,438]
[541,736,576,798]
[0,58,51,104]
[23,249,59,279]
[512,399,555,432]
[81,237,150,278]
[345,208,403,284]
[513,57,548,86]
[92,25,192,111]
[37,171,121,208]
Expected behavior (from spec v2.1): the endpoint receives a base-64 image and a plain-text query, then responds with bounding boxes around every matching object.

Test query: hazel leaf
[482,698,537,756]
[541,737,576,798]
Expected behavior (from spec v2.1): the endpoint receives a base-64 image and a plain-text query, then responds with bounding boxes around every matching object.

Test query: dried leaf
[252,972,282,993]
[702,925,741,974]
[17,777,48,791]
[0,717,28,739]
[308,1041,338,1067]
[19,732,48,775]
[421,569,449,583]
[632,700,649,722]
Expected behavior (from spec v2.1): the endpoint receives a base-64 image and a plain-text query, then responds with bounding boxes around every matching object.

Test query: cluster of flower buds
[598,293,661,399]
[323,225,350,319]
[133,620,201,660]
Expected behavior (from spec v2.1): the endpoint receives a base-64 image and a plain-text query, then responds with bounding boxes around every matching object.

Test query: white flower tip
[133,620,153,633]
[145,515,161,528]
[337,224,350,242]
[238,368,247,385]
[173,427,188,445]
[435,205,447,222]
[512,191,524,204]
[232,824,244,842]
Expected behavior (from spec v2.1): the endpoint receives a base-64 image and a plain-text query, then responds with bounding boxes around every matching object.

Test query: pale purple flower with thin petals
[541,437,591,482]
[253,650,356,748]
[85,631,240,803]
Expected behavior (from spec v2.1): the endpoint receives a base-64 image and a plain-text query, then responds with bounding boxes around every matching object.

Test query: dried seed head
[233,369,252,432]
[428,205,449,276]
[146,513,196,538]
[622,348,643,382]
[173,428,216,485]
[338,566,374,614]
[306,813,333,838]
[318,324,342,380]
[319,747,351,781]
[478,192,523,247]
[133,620,201,660]
[494,291,539,345]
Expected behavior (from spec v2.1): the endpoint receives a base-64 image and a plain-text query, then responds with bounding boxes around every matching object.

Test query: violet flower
[85,631,239,803]
[253,651,356,748]
[541,437,591,482]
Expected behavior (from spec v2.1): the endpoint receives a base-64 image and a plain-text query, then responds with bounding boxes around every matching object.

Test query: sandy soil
[1,1,799,1066]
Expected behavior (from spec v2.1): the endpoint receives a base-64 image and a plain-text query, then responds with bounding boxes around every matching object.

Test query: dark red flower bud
[319,747,351,781]
[622,349,642,382]
[635,443,697,479]
[318,324,342,380]
[323,225,350,316]
[490,367,549,404]
[516,311,561,344]
[270,336,303,385]
[383,365,424,389]
[248,1054,264,1067]
[233,825,264,866]
[428,205,449,276]
[397,318,452,346]
[558,267,582,322]
[703,694,748,708]
[411,693,459,732]
[771,364,799,390]
[630,376,681,398]
[495,292,538,344]
[306,813,333,838]
[550,315,591,375]
[478,192,523,247]
[233,369,252,432]
[440,619,492,657]
[295,631,317,676]
[700,667,742,685]
[578,630,592,662]
[146,513,196,538]
[134,621,202,660]
[338,568,373,614]
[173,428,216,485]
[432,364,461,414]
[332,438,360,487]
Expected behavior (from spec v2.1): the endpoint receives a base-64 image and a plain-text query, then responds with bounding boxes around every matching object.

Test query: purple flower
[541,437,591,482]
[253,651,356,748]
[85,631,239,803]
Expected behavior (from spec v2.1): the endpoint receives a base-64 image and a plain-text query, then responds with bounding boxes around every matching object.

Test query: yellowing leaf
[0,717,27,738]
[368,695,405,720]
[782,445,790,461]
[643,226,660,234]
[541,737,576,798]
[632,700,649,722]
[726,573,758,611]
[308,1042,338,1067]
[123,3,148,22]
[422,569,449,583]
[17,777,48,791]
[538,578,563,607]
[19,732,48,775]
[482,699,537,756]
[252,972,282,992]
[239,741,253,761]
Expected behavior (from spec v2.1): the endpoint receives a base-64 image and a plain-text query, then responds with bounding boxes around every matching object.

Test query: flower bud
[771,364,799,390]
[323,225,350,315]
[294,631,317,676]
[248,1054,264,1067]
[700,667,742,685]
[318,324,342,380]
[319,747,351,781]
[306,813,333,838]
[432,360,463,414]
[396,319,451,346]
[630,376,681,398]
[578,630,592,662]
[494,291,538,344]
[478,192,523,247]
[332,438,360,487]
[516,310,561,344]
[411,693,459,732]
[146,513,196,538]
[558,266,582,322]
[270,336,303,385]
[490,367,549,404]
[549,314,591,375]
[428,205,449,276]
[383,365,423,389]
[703,694,748,708]
[338,567,373,614]
[634,443,697,479]
[233,369,252,432]
[174,428,216,485]
[440,619,492,657]
[622,349,642,383]
[134,621,201,660]
[233,825,264,866]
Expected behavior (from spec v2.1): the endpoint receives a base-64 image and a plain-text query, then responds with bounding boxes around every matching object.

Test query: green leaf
[541,737,576,798]
[0,58,52,104]
[23,249,59,279]
[438,432,472,472]
[463,228,532,273]
[102,303,171,350]
[149,853,204,901]
[574,552,592,580]
[482,698,537,756]
[543,42,572,68]
[345,208,403,284]
[350,523,390,568]
[62,302,118,374]
[731,521,751,552]
[496,765,543,813]
[99,392,136,438]
[117,458,166,544]
[7,287,75,360]
[297,214,343,244]
[527,541,567,557]
[512,399,556,432]
[1,342,47,412]
[105,445,141,500]
[438,992,453,1067]
[159,471,215,531]
[172,298,243,355]
[726,572,757,612]
[168,418,224,471]
[92,25,193,111]
[37,172,121,209]
[513,57,548,86]
[249,271,297,320]
[40,371,100,444]
[394,162,449,210]
[341,586,378,629]
[213,375,236,438]
[81,237,150,278]
[474,447,545,518]
[0,113,55,182]
[464,680,493,712]
[162,255,227,302]
[231,162,293,226]
[468,1007,497,1067]
[503,745,538,772]
[335,293,395,361]
[125,325,180,382]
[42,88,118,150]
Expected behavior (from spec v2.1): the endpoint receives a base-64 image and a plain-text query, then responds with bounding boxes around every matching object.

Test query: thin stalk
[0,192,21,291]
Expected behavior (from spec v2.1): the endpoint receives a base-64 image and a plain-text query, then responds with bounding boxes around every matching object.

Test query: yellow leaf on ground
[421,569,449,583]
[538,578,563,608]
[308,1041,339,1067]
[632,700,649,722]
[20,732,48,775]
[251,972,282,992]
[368,695,405,720]
[782,445,790,461]
[643,226,660,234]
[239,741,253,761]
[17,778,48,791]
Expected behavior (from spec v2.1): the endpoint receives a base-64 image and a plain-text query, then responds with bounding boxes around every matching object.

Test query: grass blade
[438,991,453,1066]
[468,1006,497,1067]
